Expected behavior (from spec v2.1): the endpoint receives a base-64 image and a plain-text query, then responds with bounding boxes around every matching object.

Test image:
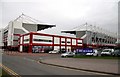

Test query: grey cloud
[1,0,119,35]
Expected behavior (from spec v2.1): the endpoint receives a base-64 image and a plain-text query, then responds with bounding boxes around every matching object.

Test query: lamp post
[85,23,88,47]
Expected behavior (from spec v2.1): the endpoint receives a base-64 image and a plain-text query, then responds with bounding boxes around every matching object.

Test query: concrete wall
[0,29,4,46]
[118,1,120,44]
[7,21,14,46]
[22,23,37,32]
[6,21,23,46]
[76,31,92,44]
[76,30,117,45]
[76,31,85,38]
[13,21,22,29]
[14,28,26,35]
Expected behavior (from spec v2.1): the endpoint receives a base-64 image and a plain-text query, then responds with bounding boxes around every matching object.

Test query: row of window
[23,39,82,44]
[33,39,52,42]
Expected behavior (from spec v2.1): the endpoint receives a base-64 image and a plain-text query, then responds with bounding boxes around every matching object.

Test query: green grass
[73,55,120,59]
[0,68,12,77]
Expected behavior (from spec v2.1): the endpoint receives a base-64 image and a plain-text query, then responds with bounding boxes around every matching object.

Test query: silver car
[112,49,120,56]
[49,50,59,54]
[61,52,75,57]
[101,49,114,56]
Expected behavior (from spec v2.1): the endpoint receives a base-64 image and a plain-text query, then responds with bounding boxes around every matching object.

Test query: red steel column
[65,38,67,51]
[22,35,24,45]
[19,36,21,52]
[22,35,24,52]
[52,36,54,50]
[76,39,78,46]
[71,38,72,51]
[82,39,83,48]
[60,37,61,51]
[20,35,24,52]
[18,35,20,52]
[76,39,78,49]
[29,33,33,53]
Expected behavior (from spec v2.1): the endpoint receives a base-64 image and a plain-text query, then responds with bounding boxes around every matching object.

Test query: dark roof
[37,24,56,31]
[61,31,76,35]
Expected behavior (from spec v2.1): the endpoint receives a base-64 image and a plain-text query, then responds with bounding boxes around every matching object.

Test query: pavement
[39,56,120,75]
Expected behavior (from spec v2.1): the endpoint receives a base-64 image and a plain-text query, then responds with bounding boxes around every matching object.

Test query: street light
[85,23,88,47]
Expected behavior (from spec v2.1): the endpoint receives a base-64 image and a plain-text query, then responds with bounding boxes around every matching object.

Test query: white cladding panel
[61,46,65,49]
[54,37,60,44]
[20,36,23,44]
[24,35,29,43]
[54,46,59,50]
[13,21,22,29]
[67,46,71,51]
[77,39,82,46]
[67,38,71,45]
[7,22,14,46]
[33,35,52,44]
[72,39,76,45]
[20,46,23,52]
[61,38,65,45]
[0,29,3,46]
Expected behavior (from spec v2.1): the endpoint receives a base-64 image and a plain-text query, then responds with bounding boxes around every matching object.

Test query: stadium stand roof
[62,23,117,38]
[14,13,56,31]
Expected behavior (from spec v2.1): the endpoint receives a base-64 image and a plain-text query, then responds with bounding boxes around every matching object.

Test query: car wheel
[63,56,66,58]
[112,54,115,57]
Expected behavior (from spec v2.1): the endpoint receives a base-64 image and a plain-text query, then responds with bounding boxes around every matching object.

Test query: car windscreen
[102,50,110,52]
[114,50,120,52]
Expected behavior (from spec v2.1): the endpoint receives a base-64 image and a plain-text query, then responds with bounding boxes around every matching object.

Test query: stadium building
[62,23,117,48]
[0,14,83,53]
[0,14,118,53]
[0,14,55,51]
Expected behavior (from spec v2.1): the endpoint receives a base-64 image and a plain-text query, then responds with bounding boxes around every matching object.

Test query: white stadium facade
[0,13,119,53]
[0,14,83,53]
[62,23,117,48]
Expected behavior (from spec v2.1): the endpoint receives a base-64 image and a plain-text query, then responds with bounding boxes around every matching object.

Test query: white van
[49,50,59,54]
[101,49,114,56]
[86,49,99,56]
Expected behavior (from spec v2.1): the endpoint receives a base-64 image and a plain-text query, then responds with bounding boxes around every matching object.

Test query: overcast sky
[0,0,119,36]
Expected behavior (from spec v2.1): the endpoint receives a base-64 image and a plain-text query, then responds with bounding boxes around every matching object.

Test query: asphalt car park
[2,49,119,75]
[46,48,120,59]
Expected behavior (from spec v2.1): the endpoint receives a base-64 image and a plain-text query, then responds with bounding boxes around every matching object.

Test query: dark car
[112,49,120,57]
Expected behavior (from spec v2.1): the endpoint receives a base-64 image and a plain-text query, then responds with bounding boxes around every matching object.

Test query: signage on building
[76,48,93,53]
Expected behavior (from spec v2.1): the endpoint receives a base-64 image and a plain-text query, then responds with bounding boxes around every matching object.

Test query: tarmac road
[2,53,104,75]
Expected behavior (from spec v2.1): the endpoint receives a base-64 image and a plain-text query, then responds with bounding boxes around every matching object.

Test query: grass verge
[0,68,12,77]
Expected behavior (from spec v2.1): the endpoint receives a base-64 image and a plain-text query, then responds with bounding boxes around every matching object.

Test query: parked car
[60,48,66,53]
[112,49,120,57]
[85,49,99,56]
[85,52,93,56]
[61,52,75,57]
[48,50,59,54]
[101,49,114,56]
